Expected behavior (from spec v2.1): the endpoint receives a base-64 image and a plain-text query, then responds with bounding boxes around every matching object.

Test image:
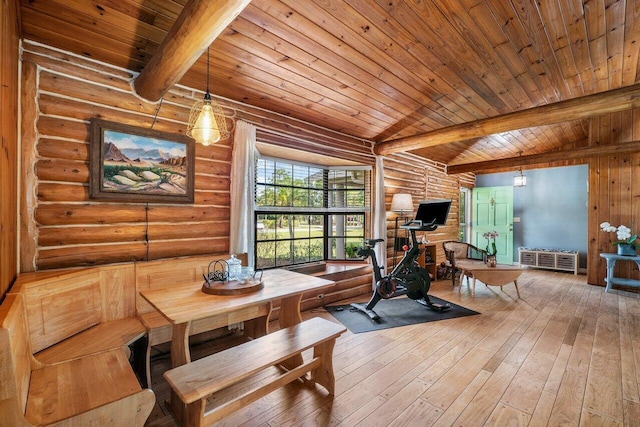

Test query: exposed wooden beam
[374,84,640,156]
[446,140,640,174]
[133,0,251,102]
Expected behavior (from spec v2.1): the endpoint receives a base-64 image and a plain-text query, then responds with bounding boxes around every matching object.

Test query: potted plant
[482,230,499,266]
[600,222,637,256]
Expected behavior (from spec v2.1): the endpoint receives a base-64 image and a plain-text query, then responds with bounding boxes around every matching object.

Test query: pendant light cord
[150,97,163,129]
[145,202,149,261]
[206,47,210,93]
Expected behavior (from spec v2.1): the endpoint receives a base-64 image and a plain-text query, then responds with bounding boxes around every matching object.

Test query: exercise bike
[350,219,451,321]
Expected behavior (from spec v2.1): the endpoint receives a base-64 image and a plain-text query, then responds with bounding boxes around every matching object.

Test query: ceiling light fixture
[514,151,526,187]
[186,47,230,146]
[514,167,527,187]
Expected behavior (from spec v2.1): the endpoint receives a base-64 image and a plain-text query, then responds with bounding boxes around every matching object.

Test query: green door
[472,186,513,265]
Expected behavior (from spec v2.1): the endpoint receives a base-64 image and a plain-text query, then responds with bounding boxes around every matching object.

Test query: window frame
[254,156,371,269]
[459,187,471,243]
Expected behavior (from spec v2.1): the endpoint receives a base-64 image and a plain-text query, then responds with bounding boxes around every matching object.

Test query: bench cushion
[164,317,346,404]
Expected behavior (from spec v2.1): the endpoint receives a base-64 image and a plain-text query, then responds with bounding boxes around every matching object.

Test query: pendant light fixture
[514,166,527,187]
[186,47,230,146]
[513,151,526,187]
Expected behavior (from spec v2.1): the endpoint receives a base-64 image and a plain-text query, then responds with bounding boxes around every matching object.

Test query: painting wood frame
[90,119,195,203]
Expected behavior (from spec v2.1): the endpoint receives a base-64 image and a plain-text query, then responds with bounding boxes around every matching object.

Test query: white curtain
[230,120,257,267]
[373,155,387,272]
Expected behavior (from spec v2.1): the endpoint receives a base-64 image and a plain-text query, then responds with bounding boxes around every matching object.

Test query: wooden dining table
[139,268,336,369]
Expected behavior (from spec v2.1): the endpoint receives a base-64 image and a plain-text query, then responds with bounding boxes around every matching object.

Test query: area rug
[324,296,479,333]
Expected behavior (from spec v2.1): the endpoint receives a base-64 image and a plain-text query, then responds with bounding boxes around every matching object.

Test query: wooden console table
[600,253,640,292]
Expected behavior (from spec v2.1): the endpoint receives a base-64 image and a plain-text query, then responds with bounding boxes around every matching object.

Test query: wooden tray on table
[201,279,264,295]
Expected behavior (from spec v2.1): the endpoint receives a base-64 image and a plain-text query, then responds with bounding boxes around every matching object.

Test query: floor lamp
[391,193,413,268]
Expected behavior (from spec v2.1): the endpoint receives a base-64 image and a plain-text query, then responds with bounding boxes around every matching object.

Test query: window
[459,188,470,242]
[255,158,370,269]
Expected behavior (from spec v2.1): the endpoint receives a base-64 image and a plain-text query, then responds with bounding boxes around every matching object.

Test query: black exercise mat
[325,296,479,333]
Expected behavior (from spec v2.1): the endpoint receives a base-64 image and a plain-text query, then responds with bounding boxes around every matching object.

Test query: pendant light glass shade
[186,48,231,146]
[187,91,229,146]
[514,168,527,187]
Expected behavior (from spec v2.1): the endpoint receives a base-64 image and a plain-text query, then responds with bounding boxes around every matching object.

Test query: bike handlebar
[363,238,384,248]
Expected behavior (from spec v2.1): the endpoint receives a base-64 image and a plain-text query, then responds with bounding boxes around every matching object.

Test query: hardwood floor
[144,270,640,426]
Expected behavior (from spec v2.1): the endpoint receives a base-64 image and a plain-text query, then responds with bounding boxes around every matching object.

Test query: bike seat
[364,238,384,246]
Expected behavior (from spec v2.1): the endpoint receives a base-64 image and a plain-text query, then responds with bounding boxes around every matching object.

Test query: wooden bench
[0,293,155,426]
[9,266,149,385]
[164,317,346,426]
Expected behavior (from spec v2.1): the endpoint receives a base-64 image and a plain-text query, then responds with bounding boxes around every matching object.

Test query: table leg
[604,258,616,292]
[472,278,477,297]
[171,321,191,368]
[279,295,303,328]
[243,302,272,339]
[168,321,191,426]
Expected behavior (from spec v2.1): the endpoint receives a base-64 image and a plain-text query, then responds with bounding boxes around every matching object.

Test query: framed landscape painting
[90,119,195,203]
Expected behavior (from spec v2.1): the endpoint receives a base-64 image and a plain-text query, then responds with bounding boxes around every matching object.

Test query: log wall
[587,109,640,287]
[383,153,474,270]
[1,0,20,296]
[20,41,470,274]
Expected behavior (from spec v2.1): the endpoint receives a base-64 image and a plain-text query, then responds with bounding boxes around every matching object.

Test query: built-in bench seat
[0,293,155,426]
[34,317,147,364]
[9,266,149,384]
[164,317,346,426]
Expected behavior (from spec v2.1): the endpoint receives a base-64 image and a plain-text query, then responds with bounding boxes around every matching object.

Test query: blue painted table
[600,253,640,292]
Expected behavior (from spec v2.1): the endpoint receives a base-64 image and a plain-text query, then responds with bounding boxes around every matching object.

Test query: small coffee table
[457,262,523,297]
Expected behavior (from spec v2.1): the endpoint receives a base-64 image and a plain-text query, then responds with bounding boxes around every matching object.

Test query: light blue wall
[475,165,588,268]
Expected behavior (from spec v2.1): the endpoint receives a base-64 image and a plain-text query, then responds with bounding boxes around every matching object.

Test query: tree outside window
[255,158,369,269]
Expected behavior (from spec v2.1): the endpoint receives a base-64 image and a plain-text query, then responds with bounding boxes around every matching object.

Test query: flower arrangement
[600,222,637,248]
[482,230,499,256]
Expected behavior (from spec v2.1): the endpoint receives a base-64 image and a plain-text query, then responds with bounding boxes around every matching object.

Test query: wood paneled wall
[19,41,470,272]
[587,109,640,286]
[1,0,20,297]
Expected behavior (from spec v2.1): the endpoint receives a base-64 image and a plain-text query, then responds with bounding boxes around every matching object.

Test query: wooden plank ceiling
[18,0,640,168]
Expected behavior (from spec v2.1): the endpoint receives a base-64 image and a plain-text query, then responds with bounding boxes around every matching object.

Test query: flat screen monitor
[414,199,452,226]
